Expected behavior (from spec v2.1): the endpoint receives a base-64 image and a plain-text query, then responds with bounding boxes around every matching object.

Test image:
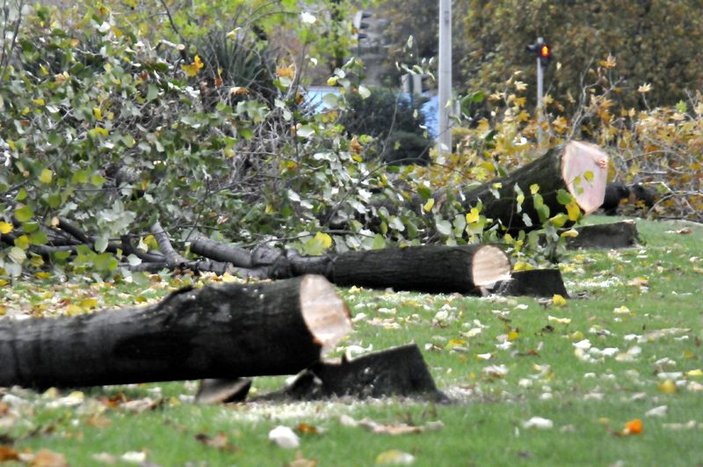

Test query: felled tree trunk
[0,275,352,389]
[278,244,512,295]
[440,140,608,235]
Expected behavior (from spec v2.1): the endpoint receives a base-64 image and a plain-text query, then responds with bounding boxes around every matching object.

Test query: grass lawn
[1,216,702,466]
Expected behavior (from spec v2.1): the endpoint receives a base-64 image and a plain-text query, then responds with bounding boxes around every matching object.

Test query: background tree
[463,0,703,110]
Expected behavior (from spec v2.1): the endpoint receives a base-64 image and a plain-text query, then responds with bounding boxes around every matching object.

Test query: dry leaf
[195,433,239,453]
[29,449,68,467]
[0,446,19,462]
[288,451,318,467]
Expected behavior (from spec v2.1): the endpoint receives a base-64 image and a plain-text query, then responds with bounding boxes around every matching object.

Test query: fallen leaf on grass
[658,379,677,394]
[288,451,318,467]
[296,422,320,436]
[662,420,701,431]
[0,446,19,462]
[195,432,239,453]
[547,315,571,325]
[645,405,668,417]
[269,425,300,449]
[552,294,567,307]
[522,417,554,429]
[375,449,415,465]
[91,453,117,464]
[23,449,68,467]
[341,415,443,435]
[622,418,643,435]
[120,451,147,464]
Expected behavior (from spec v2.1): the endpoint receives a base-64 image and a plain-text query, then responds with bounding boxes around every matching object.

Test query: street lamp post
[437,0,452,157]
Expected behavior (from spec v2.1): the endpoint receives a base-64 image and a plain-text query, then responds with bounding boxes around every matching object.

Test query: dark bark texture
[0,276,342,389]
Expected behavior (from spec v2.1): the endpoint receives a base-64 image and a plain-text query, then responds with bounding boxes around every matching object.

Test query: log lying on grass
[435,140,609,235]
[192,241,512,295]
[0,275,352,389]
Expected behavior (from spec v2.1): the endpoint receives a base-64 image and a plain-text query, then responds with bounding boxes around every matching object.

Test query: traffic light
[527,38,552,66]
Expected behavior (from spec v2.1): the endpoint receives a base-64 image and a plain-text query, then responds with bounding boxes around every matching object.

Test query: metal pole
[536,37,544,146]
[537,56,543,146]
[437,0,452,156]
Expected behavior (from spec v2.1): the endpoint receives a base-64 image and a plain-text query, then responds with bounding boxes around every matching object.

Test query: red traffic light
[526,39,552,66]
[540,44,551,60]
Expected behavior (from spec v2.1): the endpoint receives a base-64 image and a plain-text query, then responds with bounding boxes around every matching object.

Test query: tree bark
[282,344,447,402]
[566,221,640,249]
[0,275,351,389]
[493,269,569,297]
[439,140,609,235]
[279,244,511,294]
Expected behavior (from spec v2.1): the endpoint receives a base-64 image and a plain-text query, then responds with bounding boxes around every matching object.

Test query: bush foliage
[0,0,701,282]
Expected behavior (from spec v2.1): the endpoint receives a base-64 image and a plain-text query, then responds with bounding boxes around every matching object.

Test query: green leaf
[8,246,26,264]
[146,84,159,101]
[38,168,53,184]
[371,233,386,250]
[94,236,109,253]
[556,189,573,205]
[435,218,452,236]
[15,205,34,222]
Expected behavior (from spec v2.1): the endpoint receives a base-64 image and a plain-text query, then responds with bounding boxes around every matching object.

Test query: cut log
[0,275,352,389]
[493,269,568,298]
[566,221,640,249]
[281,244,511,294]
[440,140,609,235]
[282,344,447,401]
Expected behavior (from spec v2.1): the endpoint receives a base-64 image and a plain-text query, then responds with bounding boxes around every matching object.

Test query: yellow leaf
[686,369,703,377]
[560,229,579,239]
[423,198,434,213]
[513,261,533,272]
[552,294,567,307]
[0,221,13,234]
[314,232,333,249]
[507,330,520,341]
[584,170,594,182]
[276,65,295,79]
[658,379,677,394]
[93,107,103,121]
[34,271,52,279]
[549,213,568,228]
[79,298,99,310]
[14,235,30,250]
[566,200,581,222]
[466,207,480,224]
[33,97,46,106]
[39,168,53,184]
[181,55,204,77]
[530,184,540,195]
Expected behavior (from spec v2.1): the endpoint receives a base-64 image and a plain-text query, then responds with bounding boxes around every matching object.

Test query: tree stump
[0,275,352,389]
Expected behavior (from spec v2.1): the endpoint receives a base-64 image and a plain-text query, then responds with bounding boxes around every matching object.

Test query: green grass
[1,216,702,466]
